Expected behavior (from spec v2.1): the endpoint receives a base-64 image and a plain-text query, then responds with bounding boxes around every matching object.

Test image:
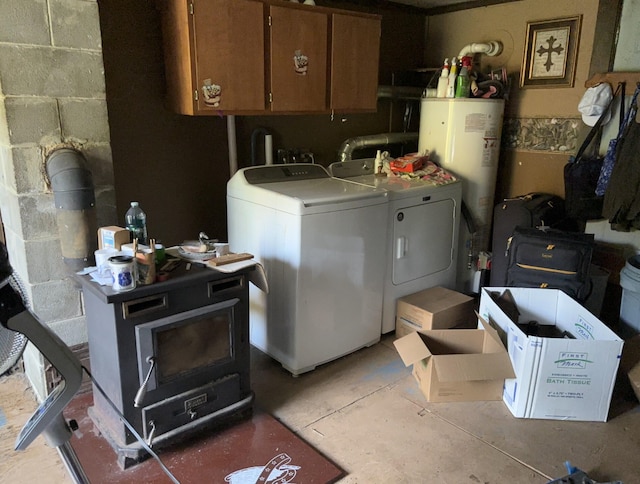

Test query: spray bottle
[455,56,471,98]
[374,150,385,177]
[446,57,458,98]
[436,58,449,98]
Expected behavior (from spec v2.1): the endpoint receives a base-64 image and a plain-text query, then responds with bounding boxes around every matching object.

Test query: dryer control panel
[244,163,329,185]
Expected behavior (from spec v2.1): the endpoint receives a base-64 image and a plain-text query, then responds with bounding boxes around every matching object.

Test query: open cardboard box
[479,287,624,422]
[395,286,475,338]
[393,319,515,403]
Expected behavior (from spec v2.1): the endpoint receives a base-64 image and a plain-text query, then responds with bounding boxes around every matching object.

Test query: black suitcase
[489,193,566,287]
[505,226,595,301]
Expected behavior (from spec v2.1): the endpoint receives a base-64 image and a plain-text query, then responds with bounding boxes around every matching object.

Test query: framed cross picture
[520,16,582,88]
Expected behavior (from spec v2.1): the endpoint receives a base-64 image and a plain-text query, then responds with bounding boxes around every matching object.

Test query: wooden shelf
[585,71,640,88]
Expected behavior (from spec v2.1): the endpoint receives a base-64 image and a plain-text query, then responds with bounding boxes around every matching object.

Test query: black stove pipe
[45,148,97,272]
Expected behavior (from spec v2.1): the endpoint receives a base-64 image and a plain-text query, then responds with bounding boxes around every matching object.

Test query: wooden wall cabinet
[159,0,381,116]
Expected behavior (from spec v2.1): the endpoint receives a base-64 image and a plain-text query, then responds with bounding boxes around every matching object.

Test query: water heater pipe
[45,148,97,272]
[250,127,272,166]
[458,41,502,59]
[227,115,238,175]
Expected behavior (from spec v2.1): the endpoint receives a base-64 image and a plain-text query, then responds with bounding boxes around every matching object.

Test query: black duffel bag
[505,226,594,301]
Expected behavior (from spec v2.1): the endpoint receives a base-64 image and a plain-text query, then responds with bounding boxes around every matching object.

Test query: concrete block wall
[0,0,116,398]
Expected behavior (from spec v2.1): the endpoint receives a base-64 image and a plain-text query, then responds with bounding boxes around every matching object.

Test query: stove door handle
[146,420,156,447]
[134,356,156,408]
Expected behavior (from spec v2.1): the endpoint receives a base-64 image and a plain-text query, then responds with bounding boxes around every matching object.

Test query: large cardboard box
[98,226,129,250]
[395,286,474,338]
[479,287,624,422]
[393,321,515,402]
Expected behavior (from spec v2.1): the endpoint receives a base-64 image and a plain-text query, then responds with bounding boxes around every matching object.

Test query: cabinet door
[330,13,381,112]
[192,0,265,113]
[269,5,328,112]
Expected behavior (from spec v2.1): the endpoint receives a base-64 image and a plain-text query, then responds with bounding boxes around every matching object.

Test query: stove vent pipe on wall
[45,147,97,273]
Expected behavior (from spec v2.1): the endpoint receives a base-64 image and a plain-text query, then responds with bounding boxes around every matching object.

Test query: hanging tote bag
[564,83,622,222]
[596,83,640,196]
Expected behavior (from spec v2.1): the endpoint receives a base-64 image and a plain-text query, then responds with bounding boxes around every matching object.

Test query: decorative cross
[536,36,564,72]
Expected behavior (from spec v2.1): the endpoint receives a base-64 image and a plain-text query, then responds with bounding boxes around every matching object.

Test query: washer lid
[258,176,387,207]
[227,164,388,214]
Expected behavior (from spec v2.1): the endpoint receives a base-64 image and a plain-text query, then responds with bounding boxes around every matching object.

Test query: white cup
[109,255,136,292]
[95,248,118,278]
[214,243,230,256]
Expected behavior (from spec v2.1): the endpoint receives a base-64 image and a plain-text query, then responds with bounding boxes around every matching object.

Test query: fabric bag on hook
[564,83,622,222]
[596,83,640,196]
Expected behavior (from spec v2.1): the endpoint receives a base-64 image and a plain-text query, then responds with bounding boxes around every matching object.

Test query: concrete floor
[250,334,640,484]
[2,334,639,483]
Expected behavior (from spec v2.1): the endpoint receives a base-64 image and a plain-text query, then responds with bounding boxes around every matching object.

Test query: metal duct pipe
[45,148,97,272]
[458,41,502,59]
[337,132,418,162]
[377,85,424,101]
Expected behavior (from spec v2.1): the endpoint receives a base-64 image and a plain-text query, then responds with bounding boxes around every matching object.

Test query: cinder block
[25,238,65,284]
[30,278,83,322]
[50,0,102,50]
[0,45,105,98]
[59,99,110,142]
[6,146,45,194]
[0,191,23,239]
[49,316,88,347]
[18,193,58,240]
[23,343,47,401]
[4,97,61,145]
[0,0,50,46]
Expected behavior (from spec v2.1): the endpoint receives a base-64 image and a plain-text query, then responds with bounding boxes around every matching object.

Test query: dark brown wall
[97,0,425,246]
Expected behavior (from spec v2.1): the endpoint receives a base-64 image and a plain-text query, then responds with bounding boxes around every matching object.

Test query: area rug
[65,392,344,483]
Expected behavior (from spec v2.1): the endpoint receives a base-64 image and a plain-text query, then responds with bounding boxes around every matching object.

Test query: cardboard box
[390,153,427,174]
[98,226,129,250]
[395,286,474,338]
[620,334,640,403]
[478,287,624,422]
[393,321,515,402]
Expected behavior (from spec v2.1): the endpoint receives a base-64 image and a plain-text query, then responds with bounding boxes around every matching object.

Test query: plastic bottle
[455,65,470,98]
[374,150,384,176]
[446,57,458,98]
[436,58,449,98]
[125,201,148,245]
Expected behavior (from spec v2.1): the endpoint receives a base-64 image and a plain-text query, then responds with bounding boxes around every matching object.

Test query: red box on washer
[390,154,427,173]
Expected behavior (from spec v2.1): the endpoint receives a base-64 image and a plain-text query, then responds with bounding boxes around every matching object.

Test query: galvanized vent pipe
[45,148,97,272]
[337,132,419,162]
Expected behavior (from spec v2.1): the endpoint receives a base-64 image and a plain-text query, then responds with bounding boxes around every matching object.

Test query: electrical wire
[81,365,180,484]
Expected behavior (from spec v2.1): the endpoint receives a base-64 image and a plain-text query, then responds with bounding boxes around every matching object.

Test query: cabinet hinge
[189,2,194,15]
[194,90,198,101]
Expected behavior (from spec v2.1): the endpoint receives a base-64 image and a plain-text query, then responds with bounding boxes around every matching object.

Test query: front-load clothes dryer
[227,164,389,375]
[330,159,461,334]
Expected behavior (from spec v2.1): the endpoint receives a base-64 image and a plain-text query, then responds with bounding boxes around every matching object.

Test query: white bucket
[619,255,640,336]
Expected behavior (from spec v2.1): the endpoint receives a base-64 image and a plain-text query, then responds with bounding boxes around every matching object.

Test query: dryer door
[392,199,455,285]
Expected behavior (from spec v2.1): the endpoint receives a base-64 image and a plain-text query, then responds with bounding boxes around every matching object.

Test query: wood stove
[77,262,254,469]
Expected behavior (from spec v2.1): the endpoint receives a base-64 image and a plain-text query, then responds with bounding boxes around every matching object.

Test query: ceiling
[386,0,519,15]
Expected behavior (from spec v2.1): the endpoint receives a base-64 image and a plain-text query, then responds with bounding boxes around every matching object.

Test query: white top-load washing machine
[330,159,462,334]
[227,164,389,375]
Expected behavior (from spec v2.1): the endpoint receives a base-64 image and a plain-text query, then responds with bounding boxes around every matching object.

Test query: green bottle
[455,66,470,98]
